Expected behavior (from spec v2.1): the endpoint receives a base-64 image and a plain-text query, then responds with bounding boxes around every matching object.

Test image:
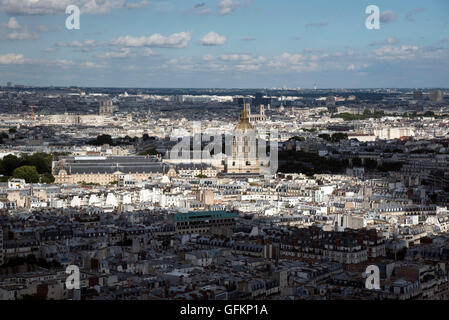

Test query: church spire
[241,102,249,120]
[235,102,253,132]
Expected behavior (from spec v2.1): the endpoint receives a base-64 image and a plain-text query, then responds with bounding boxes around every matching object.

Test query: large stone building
[52,156,169,185]
[247,102,266,123]
[171,211,238,235]
[225,104,270,174]
[99,99,118,115]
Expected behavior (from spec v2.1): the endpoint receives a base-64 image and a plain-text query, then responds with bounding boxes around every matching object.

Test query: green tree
[13,165,40,183]
[40,173,55,184]
[318,134,331,142]
[22,153,52,174]
[0,154,21,176]
[364,159,378,170]
[331,133,348,142]
[138,148,159,156]
[352,157,362,167]
[290,136,305,142]
[88,134,114,146]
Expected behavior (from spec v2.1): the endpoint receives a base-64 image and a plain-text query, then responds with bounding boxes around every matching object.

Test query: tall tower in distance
[99,99,117,115]
[429,90,444,102]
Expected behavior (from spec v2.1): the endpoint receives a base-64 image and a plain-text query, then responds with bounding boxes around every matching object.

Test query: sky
[0,0,448,88]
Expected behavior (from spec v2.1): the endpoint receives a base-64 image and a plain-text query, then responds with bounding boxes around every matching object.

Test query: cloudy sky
[0,0,448,88]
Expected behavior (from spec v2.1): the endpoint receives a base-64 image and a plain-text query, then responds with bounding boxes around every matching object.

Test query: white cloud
[218,0,250,15]
[268,53,318,72]
[112,32,192,48]
[373,45,419,60]
[198,31,227,46]
[7,30,39,40]
[124,0,150,10]
[55,39,100,51]
[36,25,49,32]
[143,48,157,56]
[197,7,211,14]
[220,54,252,61]
[216,53,266,71]
[370,37,400,46]
[385,37,399,44]
[5,16,41,40]
[80,61,106,68]
[97,48,131,58]
[0,0,149,15]
[54,59,74,67]
[0,53,27,64]
[7,17,21,29]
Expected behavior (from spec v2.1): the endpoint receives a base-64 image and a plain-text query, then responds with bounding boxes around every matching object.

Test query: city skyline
[0,0,448,88]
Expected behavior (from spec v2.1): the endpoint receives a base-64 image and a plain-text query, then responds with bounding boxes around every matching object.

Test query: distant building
[171,211,238,235]
[429,90,444,102]
[225,104,269,174]
[246,102,266,123]
[52,156,168,185]
[374,127,414,140]
[326,96,336,106]
[99,99,118,115]
[413,90,423,100]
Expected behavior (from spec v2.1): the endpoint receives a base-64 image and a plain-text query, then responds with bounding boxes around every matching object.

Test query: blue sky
[0,0,448,88]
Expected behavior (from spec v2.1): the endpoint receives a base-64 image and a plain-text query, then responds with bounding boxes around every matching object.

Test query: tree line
[0,153,55,183]
[278,150,403,176]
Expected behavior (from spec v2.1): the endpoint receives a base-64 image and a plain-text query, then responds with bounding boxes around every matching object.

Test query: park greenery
[330,110,449,122]
[331,109,385,121]
[318,132,348,143]
[0,153,55,183]
[289,136,306,142]
[138,148,159,156]
[87,134,140,146]
[278,150,403,176]
[0,132,8,144]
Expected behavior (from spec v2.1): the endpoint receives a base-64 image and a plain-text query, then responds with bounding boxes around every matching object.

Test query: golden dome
[234,103,254,132]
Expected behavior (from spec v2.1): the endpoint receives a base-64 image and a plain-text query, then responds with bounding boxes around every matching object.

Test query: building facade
[52,156,168,185]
